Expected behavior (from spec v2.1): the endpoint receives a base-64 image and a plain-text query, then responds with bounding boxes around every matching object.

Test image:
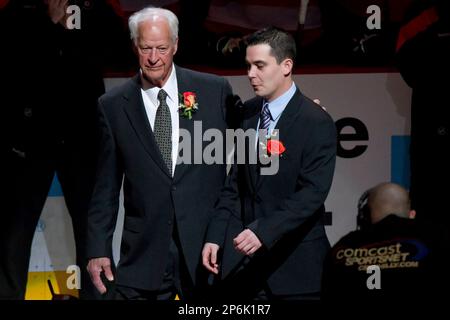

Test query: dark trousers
[114,238,194,301]
[0,142,101,300]
[212,256,321,301]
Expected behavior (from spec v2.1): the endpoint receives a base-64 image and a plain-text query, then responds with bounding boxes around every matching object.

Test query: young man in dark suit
[203,27,337,300]
[86,7,235,300]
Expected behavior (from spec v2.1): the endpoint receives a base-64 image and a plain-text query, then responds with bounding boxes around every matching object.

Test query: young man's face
[246,43,292,102]
[135,18,178,88]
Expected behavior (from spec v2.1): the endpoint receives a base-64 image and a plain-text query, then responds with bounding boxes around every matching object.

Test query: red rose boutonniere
[267,139,286,156]
[178,91,198,119]
[260,130,286,158]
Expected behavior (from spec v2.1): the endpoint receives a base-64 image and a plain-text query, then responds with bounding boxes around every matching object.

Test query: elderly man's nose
[148,50,158,63]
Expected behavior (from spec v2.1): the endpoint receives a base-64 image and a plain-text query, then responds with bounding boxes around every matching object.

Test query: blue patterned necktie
[259,102,272,131]
[154,89,172,176]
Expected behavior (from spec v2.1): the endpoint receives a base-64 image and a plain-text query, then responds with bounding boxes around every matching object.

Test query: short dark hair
[245,26,296,64]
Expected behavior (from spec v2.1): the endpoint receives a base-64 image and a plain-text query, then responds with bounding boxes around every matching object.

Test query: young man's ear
[409,210,417,219]
[281,58,293,76]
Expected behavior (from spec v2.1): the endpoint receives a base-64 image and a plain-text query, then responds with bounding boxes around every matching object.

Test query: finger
[233,230,249,246]
[202,249,213,270]
[247,246,258,255]
[204,256,219,274]
[235,240,249,253]
[203,261,216,273]
[241,243,254,255]
[202,249,210,268]
[233,234,244,246]
[210,247,217,265]
[90,270,107,294]
[103,264,114,281]
[210,262,219,274]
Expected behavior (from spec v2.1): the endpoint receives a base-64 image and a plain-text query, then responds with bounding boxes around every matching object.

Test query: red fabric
[106,0,126,19]
[0,0,10,10]
[396,6,439,52]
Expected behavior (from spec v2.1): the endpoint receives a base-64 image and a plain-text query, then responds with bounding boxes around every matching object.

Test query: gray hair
[128,7,179,44]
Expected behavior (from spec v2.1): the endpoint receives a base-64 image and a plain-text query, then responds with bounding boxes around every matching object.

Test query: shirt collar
[141,64,178,107]
[264,82,297,121]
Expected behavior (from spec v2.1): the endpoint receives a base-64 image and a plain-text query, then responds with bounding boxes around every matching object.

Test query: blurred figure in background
[0,0,133,299]
[396,0,450,232]
[322,182,450,301]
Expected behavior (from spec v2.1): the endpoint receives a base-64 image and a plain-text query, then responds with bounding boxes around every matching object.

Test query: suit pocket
[123,216,145,233]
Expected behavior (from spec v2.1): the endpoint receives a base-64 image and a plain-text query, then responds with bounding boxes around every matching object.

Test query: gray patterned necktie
[154,89,172,175]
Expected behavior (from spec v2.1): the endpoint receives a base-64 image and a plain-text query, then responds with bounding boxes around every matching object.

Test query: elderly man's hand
[87,257,114,294]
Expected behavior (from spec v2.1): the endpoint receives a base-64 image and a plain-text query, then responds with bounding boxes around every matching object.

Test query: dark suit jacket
[206,88,337,296]
[87,66,233,291]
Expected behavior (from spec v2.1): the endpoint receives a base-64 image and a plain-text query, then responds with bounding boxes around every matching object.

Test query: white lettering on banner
[66,5,81,30]
[66,265,81,290]
[366,5,381,30]
[366,265,381,290]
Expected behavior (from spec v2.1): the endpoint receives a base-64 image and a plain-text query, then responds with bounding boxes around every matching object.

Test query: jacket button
[172,186,176,191]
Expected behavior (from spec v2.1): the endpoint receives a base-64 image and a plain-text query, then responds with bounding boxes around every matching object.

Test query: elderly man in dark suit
[203,27,337,300]
[86,6,235,300]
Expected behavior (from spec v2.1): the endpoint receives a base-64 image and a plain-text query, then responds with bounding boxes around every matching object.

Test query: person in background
[322,182,450,301]
[0,0,133,300]
[396,0,450,233]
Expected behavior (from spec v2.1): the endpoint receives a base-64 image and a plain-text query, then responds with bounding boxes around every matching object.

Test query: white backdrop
[29,72,411,273]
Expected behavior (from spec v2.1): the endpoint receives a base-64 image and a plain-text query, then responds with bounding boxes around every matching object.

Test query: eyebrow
[247,60,267,65]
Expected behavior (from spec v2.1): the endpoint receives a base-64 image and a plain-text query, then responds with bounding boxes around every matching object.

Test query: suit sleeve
[248,113,337,250]
[205,161,240,246]
[87,99,124,259]
[205,77,240,246]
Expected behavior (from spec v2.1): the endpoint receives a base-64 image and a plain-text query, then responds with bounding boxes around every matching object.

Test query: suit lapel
[256,88,303,190]
[173,66,196,183]
[122,75,171,178]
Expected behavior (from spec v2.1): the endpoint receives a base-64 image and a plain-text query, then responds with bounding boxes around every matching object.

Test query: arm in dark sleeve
[205,161,241,247]
[87,99,123,258]
[205,77,241,247]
